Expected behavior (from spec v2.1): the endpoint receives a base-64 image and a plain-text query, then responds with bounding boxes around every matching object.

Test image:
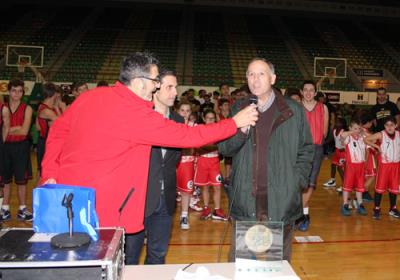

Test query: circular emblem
[244,225,273,253]
[187,180,193,190]
[216,174,222,183]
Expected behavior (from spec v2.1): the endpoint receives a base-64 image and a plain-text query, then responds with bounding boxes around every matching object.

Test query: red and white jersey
[343,134,366,163]
[199,149,219,158]
[180,121,197,163]
[379,130,400,163]
[333,129,345,149]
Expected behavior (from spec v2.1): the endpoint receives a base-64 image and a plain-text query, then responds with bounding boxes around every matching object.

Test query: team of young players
[326,113,400,219]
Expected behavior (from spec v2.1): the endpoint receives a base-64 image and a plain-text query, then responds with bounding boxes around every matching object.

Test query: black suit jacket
[145,111,184,217]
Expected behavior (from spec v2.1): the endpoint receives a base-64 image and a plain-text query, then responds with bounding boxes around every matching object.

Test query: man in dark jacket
[218,58,314,261]
[125,70,183,264]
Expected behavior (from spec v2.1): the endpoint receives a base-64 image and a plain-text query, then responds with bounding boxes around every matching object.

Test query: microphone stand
[51,193,91,249]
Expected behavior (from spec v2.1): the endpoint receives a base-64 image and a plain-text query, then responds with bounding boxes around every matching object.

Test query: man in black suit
[125,70,184,264]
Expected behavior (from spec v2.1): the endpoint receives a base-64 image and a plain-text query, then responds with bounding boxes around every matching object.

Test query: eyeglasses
[138,76,160,84]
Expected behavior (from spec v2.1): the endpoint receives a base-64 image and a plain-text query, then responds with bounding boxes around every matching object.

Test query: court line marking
[168,238,400,246]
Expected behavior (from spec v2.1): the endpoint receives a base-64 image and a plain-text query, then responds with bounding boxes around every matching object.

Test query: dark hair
[383,115,397,125]
[350,114,362,126]
[8,79,24,91]
[359,110,375,125]
[377,87,386,93]
[302,80,317,91]
[97,80,109,87]
[119,52,159,85]
[218,98,230,107]
[71,81,87,90]
[42,83,57,99]
[335,117,348,130]
[159,69,176,83]
[54,85,63,94]
[178,101,191,110]
[316,91,325,99]
[213,91,220,97]
[219,83,230,90]
[203,109,217,120]
[286,87,301,99]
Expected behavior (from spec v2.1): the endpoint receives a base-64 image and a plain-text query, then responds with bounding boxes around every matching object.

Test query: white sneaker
[323,178,336,188]
[336,186,343,192]
[180,216,189,230]
[348,200,353,210]
[189,202,203,212]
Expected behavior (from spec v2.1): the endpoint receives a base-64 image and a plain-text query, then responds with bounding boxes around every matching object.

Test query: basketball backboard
[6,45,44,68]
[314,57,347,79]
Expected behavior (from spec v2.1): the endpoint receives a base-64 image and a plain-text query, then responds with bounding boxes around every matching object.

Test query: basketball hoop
[327,73,336,85]
[17,62,27,74]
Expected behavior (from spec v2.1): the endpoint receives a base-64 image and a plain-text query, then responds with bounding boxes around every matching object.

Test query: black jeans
[125,193,173,265]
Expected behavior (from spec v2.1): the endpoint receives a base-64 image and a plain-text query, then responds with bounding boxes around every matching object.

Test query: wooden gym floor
[3,154,400,279]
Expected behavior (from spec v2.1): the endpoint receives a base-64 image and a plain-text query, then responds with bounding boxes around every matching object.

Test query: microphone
[249,95,258,106]
[244,95,258,134]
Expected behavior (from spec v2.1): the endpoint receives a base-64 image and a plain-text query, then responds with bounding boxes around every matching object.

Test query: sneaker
[348,199,353,210]
[200,207,212,220]
[212,209,228,221]
[389,208,400,218]
[362,192,374,203]
[295,215,305,226]
[189,202,203,212]
[336,186,343,193]
[357,204,367,216]
[323,178,336,188]
[180,216,190,230]
[0,209,11,221]
[193,187,201,197]
[341,204,351,216]
[373,208,381,220]
[17,208,33,221]
[298,215,310,231]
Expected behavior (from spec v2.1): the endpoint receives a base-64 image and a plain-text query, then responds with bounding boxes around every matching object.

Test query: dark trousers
[228,219,294,262]
[125,193,173,265]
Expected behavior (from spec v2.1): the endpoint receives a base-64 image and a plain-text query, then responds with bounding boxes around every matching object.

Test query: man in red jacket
[41,52,258,234]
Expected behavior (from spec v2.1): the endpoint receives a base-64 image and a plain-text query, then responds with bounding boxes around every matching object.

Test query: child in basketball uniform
[364,116,400,220]
[176,102,202,230]
[324,117,347,191]
[0,101,10,211]
[360,111,376,202]
[36,83,63,175]
[340,116,367,216]
[0,79,33,222]
[194,110,227,221]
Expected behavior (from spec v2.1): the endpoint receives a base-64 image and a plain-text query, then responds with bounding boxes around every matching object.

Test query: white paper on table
[294,236,323,243]
[174,266,232,280]
[28,233,57,242]
[235,258,300,280]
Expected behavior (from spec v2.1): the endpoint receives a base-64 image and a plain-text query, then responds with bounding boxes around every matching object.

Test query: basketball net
[17,62,26,73]
[327,73,336,85]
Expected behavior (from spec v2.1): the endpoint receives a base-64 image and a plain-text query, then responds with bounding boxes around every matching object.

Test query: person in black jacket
[125,70,184,265]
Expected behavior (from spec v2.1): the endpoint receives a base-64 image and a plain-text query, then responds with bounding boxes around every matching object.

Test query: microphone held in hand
[249,95,258,106]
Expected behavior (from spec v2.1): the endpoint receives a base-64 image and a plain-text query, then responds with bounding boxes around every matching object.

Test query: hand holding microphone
[236,95,258,134]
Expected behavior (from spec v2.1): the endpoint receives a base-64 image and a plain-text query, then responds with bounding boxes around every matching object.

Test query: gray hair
[246,57,275,75]
[119,52,159,85]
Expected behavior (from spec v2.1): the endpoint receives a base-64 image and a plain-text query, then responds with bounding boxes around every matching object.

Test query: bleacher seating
[2,3,400,91]
[245,15,303,89]
[192,12,233,86]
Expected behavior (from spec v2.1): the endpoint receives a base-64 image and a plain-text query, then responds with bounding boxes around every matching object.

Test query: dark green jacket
[218,91,314,225]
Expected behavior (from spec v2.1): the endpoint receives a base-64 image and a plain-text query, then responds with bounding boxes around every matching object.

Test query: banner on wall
[325,92,340,103]
[0,80,35,95]
[353,68,383,77]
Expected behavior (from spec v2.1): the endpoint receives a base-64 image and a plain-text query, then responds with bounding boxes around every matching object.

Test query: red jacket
[41,82,237,233]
